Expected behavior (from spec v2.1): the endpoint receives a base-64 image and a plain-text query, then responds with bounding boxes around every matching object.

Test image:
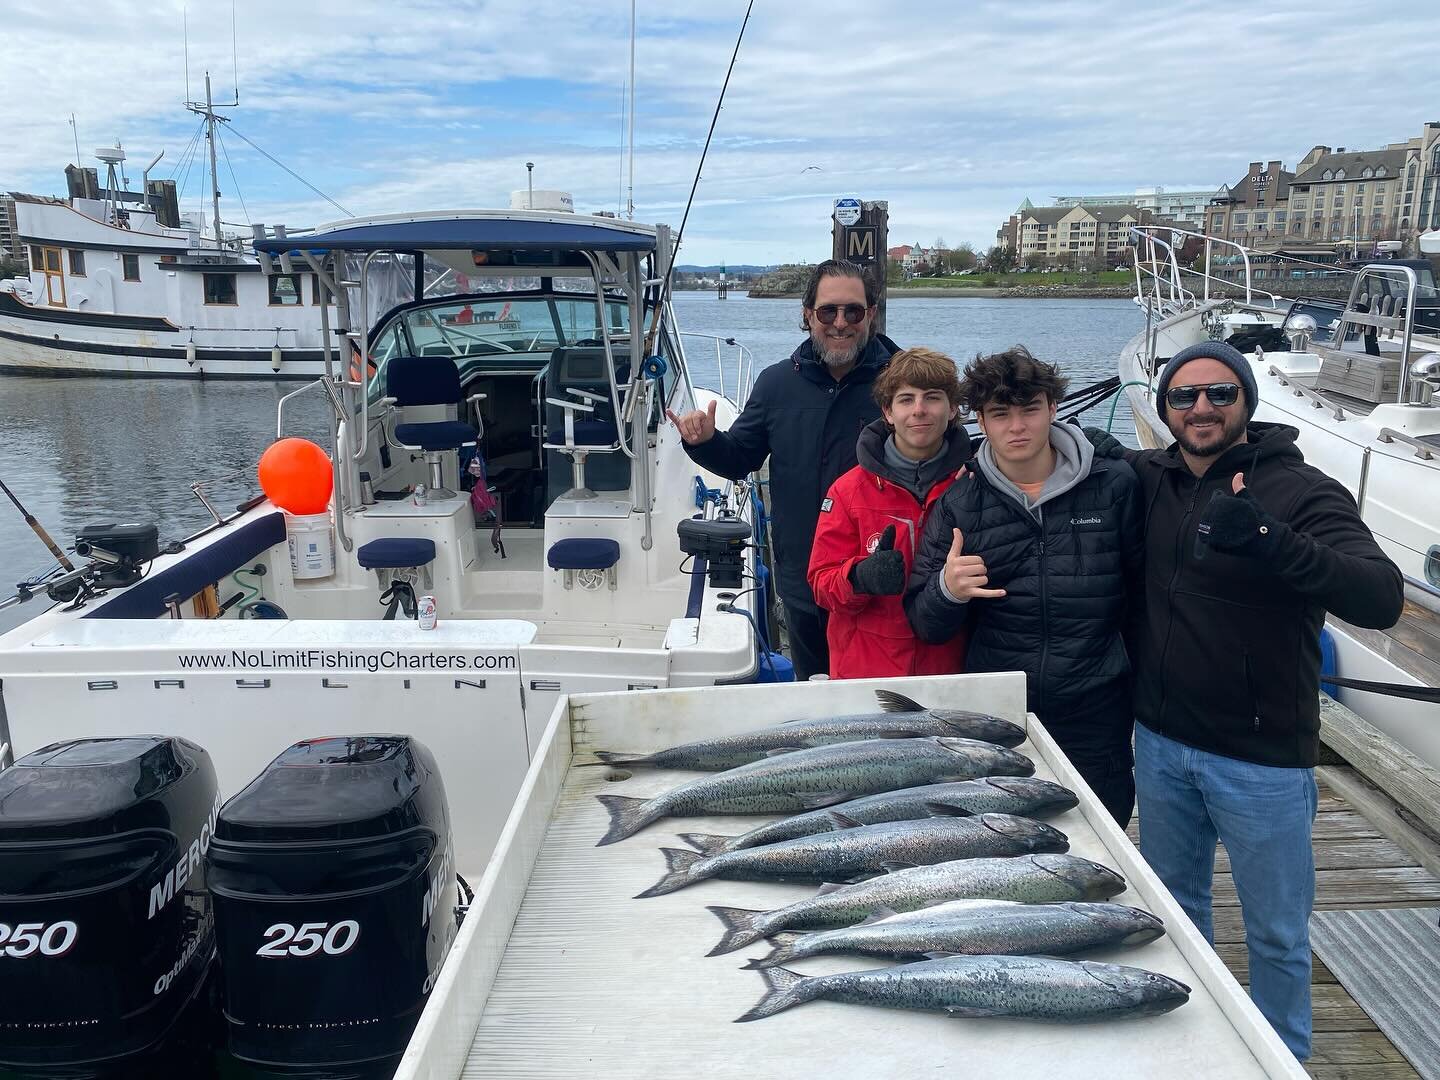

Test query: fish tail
[678,832,735,856]
[591,750,653,767]
[740,932,804,970]
[706,905,767,956]
[735,965,812,1022]
[595,794,656,846]
[634,847,705,898]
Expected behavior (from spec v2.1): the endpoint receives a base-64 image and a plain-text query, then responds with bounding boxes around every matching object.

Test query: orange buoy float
[258,438,333,514]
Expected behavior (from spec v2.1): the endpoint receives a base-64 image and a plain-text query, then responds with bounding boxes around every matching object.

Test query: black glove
[1197,485,1283,559]
[849,524,906,596]
[1082,426,1127,460]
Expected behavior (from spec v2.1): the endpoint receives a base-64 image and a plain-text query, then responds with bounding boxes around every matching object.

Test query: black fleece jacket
[682,334,898,612]
[1131,422,1404,767]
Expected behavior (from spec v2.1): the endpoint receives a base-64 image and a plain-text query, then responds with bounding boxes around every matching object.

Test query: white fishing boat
[1117,225,1440,771]
[0,81,329,380]
[0,208,767,875]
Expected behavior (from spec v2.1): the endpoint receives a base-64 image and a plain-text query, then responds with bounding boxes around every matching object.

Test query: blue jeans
[1134,723,1318,1060]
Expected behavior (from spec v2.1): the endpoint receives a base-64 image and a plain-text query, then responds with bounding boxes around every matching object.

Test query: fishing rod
[0,477,75,571]
[642,0,754,359]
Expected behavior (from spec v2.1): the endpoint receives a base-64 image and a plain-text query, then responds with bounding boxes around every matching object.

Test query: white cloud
[3,0,1438,264]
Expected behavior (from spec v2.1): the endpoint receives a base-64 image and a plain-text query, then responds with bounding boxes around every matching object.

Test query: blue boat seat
[357,537,436,618]
[543,347,632,501]
[357,538,436,570]
[572,419,621,446]
[547,537,620,591]
[382,355,480,494]
[394,420,477,452]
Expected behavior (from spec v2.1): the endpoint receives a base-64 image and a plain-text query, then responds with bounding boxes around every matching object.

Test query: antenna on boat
[626,0,636,221]
[183,4,191,104]
[231,0,240,102]
[618,81,627,217]
[643,0,753,353]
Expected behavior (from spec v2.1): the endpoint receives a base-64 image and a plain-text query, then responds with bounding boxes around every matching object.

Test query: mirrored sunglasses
[1165,382,1241,410]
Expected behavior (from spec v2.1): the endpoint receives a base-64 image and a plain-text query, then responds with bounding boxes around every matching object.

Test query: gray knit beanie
[1156,341,1259,420]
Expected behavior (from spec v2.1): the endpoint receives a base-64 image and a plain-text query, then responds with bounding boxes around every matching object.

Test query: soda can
[417,595,438,630]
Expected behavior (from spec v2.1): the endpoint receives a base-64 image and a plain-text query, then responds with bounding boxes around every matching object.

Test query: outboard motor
[0,737,219,1076]
[207,736,457,1076]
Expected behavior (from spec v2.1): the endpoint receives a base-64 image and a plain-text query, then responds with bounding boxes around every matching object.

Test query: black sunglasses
[813,303,869,325]
[1165,382,1241,410]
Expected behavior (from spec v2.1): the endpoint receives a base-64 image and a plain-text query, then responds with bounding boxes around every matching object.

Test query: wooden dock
[1129,763,1440,1079]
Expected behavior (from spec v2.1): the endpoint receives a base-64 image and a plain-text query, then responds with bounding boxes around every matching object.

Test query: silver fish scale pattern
[747,855,1125,941]
[606,708,1025,770]
[779,902,1160,964]
[725,777,1076,850]
[698,816,1064,885]
[654,738,1032,821]
[806,956,1178,1021]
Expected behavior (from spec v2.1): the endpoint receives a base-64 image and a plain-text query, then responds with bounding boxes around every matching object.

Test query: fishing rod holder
[5,524,163,609]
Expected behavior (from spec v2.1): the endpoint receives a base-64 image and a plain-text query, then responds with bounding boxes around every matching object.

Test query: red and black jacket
[809,420,973,679]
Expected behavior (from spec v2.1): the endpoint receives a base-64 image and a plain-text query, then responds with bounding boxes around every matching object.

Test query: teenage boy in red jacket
[808,347,973,678]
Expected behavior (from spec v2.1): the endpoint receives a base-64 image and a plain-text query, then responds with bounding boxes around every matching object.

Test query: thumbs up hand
[1197,472,1282,559]
[665,399,718,444]
[943,527,1007,601]
[850,524,907,596]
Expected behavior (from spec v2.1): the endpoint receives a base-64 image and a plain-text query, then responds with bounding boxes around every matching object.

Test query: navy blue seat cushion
[386,355,462,406]
[394,420,478,451]
[357,538,437,569]
[85,512,286,619]
[547,538,621,570]
[572,420,620,446]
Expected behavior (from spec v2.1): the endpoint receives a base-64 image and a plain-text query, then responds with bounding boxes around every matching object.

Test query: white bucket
[285,511,335,580]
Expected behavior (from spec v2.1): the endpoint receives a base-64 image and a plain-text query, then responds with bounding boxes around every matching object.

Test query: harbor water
[0,294,1140,636]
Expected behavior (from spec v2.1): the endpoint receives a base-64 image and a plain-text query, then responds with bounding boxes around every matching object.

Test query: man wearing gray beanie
[1088,339,1403,1060]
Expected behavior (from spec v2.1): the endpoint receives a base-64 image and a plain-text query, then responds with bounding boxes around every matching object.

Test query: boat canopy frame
[252,211,697,554]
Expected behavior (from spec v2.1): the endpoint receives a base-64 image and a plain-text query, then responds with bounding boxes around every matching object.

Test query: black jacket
[683,334,898,611]
[1130,423,1404,768]
[905,442,1145,744]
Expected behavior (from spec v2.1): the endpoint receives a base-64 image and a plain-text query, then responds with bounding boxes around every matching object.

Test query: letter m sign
[846,226,878,266]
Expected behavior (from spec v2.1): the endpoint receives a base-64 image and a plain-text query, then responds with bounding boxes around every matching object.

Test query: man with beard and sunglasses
[1088,340,1403,1060]
[667,259,898,679]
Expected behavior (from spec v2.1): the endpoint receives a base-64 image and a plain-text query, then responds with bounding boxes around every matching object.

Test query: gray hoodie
[975,421,1095,522]
[940,422,1095,603]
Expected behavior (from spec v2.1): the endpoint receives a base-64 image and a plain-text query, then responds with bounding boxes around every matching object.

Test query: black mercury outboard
[207,736,457,1076]
[0,737,219,1076]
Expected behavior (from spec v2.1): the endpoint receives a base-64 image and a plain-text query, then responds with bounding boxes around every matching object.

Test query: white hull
[0,320,329,379]
[5,193,328,380]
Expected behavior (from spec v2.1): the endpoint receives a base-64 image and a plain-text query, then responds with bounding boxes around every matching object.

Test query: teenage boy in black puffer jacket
[906,346,1144,825]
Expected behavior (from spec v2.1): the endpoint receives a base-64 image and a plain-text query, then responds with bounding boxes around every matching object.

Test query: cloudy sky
[3,1,1438,266]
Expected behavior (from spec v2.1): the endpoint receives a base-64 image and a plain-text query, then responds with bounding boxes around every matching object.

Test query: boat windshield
[365,294,632,403]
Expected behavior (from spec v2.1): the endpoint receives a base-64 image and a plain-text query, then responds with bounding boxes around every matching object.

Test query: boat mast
[204,73,222,248]
[185,67,238,250]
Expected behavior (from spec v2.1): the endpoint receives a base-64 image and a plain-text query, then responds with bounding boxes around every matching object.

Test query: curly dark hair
[958,346,1069,413]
